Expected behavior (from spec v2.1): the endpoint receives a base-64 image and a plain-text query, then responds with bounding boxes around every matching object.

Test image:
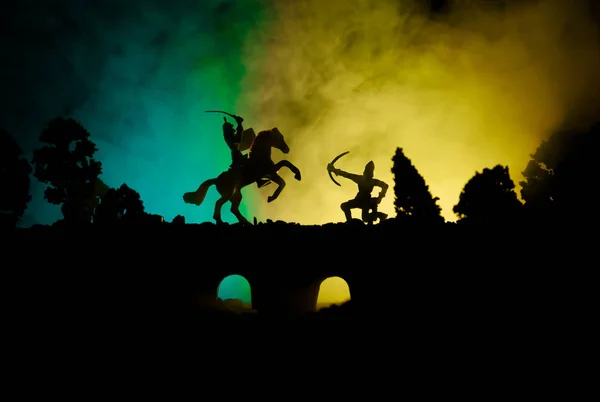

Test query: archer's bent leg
[274,160,301,181]
[341,199,362,222]
[369,199,387,223]
[362,207,372,224]
[363,201,379,224]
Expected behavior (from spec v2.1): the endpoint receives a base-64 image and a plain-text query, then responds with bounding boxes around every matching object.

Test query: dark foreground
[4,221,594,388]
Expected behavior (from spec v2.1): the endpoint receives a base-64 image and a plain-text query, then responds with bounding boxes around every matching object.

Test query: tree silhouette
[171,214,185,225]
[454,165,522,224]
[31,118,104,224]
[94,184,146,225]
[0,128,32,228]
[520,122,599,221]
[391,148,444,224]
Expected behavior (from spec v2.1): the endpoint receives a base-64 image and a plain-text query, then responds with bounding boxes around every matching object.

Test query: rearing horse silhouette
[183,127,301,224]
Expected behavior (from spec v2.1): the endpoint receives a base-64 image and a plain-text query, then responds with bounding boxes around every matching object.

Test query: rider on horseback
[221,114,270,188]
[222,115,246,169]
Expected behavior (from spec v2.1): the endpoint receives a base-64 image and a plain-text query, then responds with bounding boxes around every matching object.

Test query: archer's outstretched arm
[374,179,388,200]
[329,166,362,183]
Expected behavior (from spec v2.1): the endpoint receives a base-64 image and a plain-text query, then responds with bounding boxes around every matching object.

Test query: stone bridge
[9,222,592,321]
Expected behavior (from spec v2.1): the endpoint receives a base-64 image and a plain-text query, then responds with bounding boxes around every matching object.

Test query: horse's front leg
[274,160,301,181]
[266,173,286,203]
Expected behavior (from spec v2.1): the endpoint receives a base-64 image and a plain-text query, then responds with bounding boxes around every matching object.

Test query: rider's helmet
[364,161,375,178]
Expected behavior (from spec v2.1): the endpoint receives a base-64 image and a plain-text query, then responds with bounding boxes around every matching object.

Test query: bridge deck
[8,221,591,315]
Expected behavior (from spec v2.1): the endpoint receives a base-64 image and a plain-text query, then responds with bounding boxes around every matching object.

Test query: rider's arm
[235,123,243,138]
[374,179,389,200]
[234,116,244,139]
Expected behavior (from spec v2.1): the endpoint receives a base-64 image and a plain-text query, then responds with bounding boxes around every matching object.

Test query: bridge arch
[315,276,351,311]
[217,274,253,312]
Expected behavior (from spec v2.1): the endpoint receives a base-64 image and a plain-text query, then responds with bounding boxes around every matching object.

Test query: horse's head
[269,127,290,154]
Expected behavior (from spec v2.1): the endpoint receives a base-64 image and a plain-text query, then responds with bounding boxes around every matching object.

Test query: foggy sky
[1,0,248,150]
[1,0,599,225]
[240,0,600,223]
[1,0,264,225]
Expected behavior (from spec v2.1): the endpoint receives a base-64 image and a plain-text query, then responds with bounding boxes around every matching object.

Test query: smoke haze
[240,0,600,223]
[2,0,599,225]
[1,0,265,225]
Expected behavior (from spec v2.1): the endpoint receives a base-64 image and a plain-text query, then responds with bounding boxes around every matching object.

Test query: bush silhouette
[0,128,32,228]
[31,118,106,224]
[454,165,522,224]
[391,147,444,224]
[171,215,185,225]
[94,184,146,225]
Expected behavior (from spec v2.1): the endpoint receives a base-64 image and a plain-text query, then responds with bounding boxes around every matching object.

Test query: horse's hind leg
[213,196,228,224]
[213,183,232,224]
[230,191,250,224]
[211,172,236,224]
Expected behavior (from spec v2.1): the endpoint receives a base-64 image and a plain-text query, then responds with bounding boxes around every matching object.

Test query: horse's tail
[183,178,218,206]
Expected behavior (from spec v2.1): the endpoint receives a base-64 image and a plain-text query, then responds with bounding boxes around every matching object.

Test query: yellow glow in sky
[239,0,600,223]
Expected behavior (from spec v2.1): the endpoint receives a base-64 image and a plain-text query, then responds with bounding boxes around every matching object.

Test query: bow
[328,151,349,186]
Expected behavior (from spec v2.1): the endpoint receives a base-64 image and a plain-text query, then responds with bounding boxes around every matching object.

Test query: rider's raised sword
[205,110,242,121]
